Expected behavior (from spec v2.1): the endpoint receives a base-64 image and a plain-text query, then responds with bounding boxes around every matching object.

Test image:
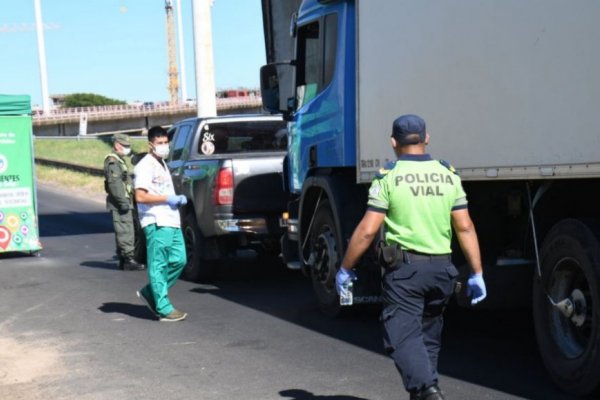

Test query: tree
[63,93,126,108]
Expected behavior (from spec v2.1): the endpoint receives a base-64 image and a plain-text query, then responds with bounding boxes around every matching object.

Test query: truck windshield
[198,120,288,155]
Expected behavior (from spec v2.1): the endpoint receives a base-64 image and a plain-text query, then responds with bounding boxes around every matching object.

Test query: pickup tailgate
[231,154,286,213]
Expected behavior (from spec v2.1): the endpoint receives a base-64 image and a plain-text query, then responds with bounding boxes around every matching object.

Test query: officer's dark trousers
[381,256,458,394]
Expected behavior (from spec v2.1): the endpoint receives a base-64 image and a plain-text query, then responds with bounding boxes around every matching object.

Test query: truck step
[495,257,535,267]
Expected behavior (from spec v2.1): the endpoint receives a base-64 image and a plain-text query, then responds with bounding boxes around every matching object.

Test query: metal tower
[165,0,179,104]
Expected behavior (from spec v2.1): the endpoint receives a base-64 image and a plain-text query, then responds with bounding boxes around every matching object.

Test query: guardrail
[35,157,104,177]
[34,135,148,141]
[32,96,263,123]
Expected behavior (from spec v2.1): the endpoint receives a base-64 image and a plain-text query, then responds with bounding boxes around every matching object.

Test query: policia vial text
[395,172,454,197]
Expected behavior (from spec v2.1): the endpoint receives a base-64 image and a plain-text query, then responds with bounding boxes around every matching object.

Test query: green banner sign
[0,104,42,253]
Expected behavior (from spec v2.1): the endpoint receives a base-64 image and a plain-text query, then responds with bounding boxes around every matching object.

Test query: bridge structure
[32,96,263,136]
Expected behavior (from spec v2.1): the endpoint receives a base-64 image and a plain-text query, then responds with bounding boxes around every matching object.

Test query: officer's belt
[377,242,450,269]
[402,250,450,264]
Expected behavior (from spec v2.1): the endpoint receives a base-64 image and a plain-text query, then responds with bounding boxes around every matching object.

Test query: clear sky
[0,0,266,107]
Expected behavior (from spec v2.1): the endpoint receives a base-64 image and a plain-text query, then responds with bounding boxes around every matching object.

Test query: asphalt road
[0,185,581,400]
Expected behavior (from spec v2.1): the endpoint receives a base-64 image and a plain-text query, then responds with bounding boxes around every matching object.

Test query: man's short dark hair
[148,126,168,142]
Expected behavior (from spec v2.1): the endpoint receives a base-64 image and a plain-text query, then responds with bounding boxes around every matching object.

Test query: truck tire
[182,212,217,281]
[309,200,344,317]
[533,219,600,396]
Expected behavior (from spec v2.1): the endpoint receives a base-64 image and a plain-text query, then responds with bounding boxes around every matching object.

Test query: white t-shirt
[134,153,181,228]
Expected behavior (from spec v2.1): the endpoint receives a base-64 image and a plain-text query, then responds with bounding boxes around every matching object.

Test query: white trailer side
[357,0,600,182]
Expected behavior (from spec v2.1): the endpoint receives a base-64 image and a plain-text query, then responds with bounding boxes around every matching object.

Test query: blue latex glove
[466,273,487,305]
[335,267,357,296]
[166,194,186,209]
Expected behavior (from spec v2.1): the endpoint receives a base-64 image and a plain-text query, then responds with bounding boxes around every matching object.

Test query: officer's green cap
[113,133,130,146]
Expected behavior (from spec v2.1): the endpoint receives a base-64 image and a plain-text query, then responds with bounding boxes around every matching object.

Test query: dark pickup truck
[166,114,288,280]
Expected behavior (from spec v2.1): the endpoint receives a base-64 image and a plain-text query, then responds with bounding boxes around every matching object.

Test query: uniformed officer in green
[104,133,145,271]
[336,115,487,400]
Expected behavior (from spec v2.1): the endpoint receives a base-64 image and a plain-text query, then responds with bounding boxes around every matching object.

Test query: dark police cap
[113,133,130,146]
[392,114,426,145]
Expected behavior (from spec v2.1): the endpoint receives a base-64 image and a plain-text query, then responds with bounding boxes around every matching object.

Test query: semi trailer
[260,0,600,396]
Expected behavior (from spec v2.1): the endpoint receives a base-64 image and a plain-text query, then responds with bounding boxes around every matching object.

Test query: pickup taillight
[215,167,234,205]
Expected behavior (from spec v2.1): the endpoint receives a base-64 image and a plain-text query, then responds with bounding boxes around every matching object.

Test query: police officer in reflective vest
[104,133,145,271]
[336,115,487,400]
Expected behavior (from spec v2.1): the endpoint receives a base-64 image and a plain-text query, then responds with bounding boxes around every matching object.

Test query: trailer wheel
[182,212,216,281]
[309,200,344,317]
[533,219,600,396]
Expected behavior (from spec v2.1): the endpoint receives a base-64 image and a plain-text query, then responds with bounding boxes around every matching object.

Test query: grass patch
[33,137,149,196]
[35,164,105,197]
[34,137,149,169]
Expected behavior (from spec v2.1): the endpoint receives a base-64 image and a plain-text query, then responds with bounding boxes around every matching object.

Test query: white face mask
[153,143,170,159]
[121,147,132,156]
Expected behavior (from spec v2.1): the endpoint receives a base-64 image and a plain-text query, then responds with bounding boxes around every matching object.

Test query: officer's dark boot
[117,256,125,270]
[122,257,146,271]
[409,385,445,400]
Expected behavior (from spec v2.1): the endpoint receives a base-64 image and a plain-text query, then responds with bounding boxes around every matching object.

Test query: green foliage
[63,93,126,108]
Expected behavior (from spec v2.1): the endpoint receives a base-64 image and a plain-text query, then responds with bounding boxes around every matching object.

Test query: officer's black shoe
[117,257,125,270]
[122,257,146,271]
[410,385,445,400]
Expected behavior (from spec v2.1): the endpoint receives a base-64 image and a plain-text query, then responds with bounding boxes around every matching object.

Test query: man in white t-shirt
[134,126,188,322]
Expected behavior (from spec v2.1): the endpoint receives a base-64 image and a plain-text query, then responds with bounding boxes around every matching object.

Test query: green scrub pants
[139,224,186,316]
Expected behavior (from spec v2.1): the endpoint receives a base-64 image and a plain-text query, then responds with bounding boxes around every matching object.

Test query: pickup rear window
[198,120,287,155]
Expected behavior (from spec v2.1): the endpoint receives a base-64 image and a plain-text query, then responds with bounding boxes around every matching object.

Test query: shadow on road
[98,302,156,321]
[39,212,113,237]
[81,260,120,270]
[188,257,580,400]
[0,251,40,260]
[279,389,370,400]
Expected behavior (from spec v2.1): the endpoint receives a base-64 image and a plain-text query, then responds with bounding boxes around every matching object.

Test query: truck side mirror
[260,64,281,114]
[260,62,295,116]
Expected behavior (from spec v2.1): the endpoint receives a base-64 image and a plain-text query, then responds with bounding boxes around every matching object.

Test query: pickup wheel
[533,219,600,396]
[309,200,344,317]
[182,212,216,281]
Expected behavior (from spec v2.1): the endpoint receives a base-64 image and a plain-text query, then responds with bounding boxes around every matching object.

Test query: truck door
[289,12,341,193]
[168,122,194,194]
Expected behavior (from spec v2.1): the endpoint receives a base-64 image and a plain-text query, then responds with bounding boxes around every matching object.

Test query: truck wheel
[533,219,600,396]
[309,200,343,317]
[182,212,216,281]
